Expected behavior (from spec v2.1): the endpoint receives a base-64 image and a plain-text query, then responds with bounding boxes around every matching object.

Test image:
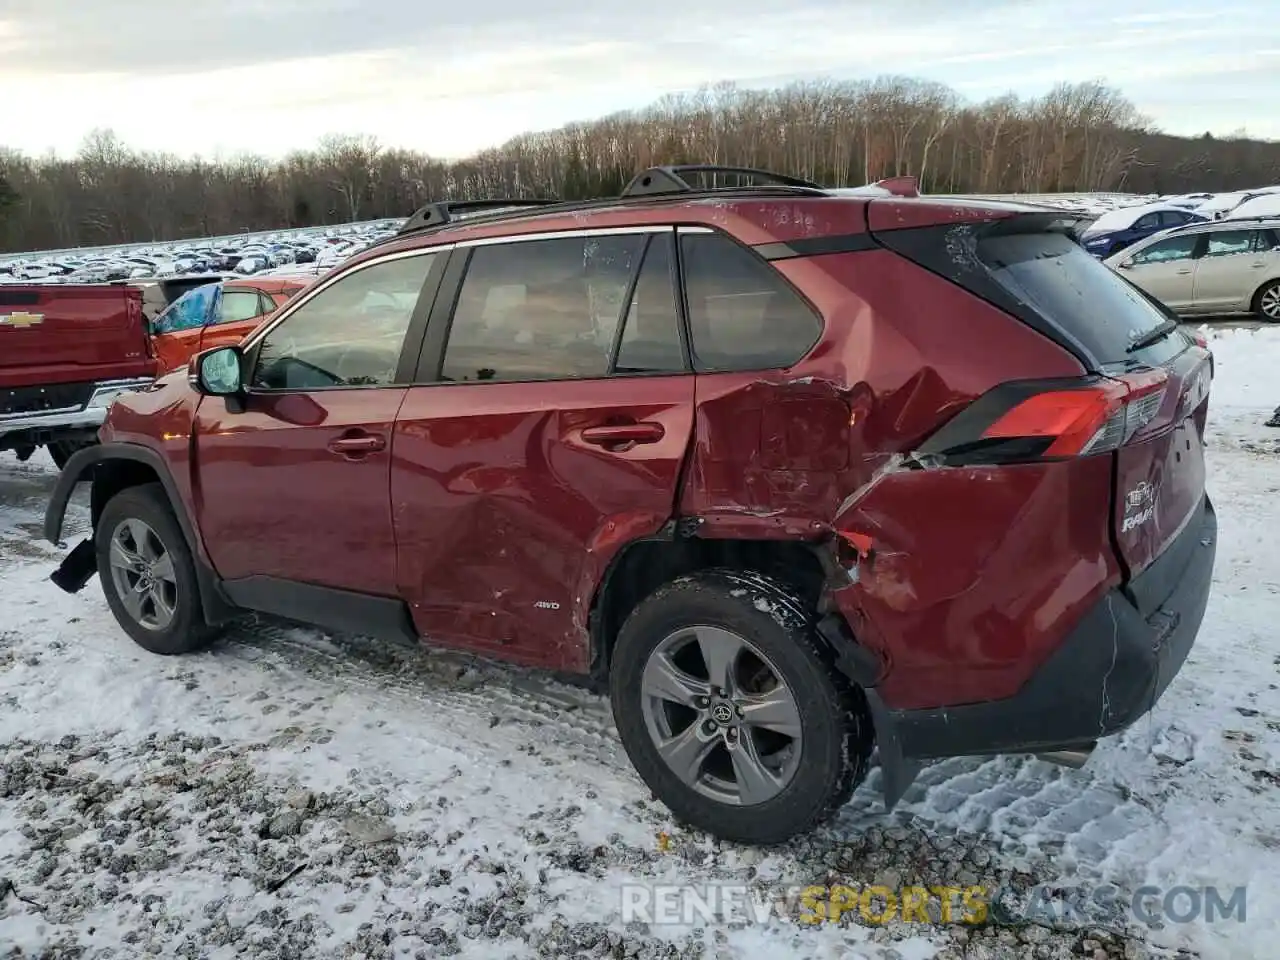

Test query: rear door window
[679,232,821,372]
[218,291,266,324]
[1204,230,1266,257]
[614,235,686,374]
[979,231,1179,363]
[440,234,646,383]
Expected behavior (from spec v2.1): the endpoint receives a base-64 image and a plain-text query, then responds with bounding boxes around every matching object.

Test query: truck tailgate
[0,286,155,388]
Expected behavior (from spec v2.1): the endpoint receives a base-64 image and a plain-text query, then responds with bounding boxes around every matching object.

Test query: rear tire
[609,568,873,844]
[95,483,221,655]
[1253,279,1280,323]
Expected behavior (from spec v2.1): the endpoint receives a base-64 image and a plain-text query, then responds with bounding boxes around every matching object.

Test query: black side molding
[221,576,418,644]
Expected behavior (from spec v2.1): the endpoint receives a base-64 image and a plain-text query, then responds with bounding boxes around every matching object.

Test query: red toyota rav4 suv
[45,167,1216,844]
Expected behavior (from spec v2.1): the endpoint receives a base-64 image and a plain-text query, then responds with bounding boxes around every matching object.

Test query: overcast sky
[0,0,1275,160]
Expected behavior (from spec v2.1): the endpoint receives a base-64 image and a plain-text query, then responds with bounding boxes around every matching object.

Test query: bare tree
[1,77,1278,254]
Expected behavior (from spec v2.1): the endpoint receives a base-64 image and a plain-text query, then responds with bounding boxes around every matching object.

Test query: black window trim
[239,246,450,395]
[413,225,692,387]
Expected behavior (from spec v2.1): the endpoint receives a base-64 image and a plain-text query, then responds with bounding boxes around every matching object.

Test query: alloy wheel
[107,518,179,632]
[1261,284,1280,321]
[640,625,803,806]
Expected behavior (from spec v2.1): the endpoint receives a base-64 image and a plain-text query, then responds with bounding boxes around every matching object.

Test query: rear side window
[680,233,821,372]
[979,231,1170,361]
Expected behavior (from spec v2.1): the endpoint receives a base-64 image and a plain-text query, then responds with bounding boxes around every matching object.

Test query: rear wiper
[1127,318,1178,353]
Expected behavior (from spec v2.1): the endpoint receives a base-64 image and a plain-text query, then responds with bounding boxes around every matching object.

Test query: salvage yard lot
[2,326,1278,960]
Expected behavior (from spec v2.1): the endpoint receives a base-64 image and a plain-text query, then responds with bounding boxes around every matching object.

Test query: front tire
[1254,279,1280,323]
[48,439,95,471]
[95,483,220,655]
[609,569,873,844]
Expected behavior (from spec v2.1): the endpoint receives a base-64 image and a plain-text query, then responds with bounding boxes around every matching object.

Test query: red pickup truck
[1,276,308,468]
[0,284,157,468]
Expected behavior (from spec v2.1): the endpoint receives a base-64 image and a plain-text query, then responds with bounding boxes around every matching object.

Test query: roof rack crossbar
[397,198,560,235]
[621,165,825,197]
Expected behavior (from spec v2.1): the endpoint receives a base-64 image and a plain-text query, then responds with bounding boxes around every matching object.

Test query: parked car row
[1103,217,1280,322]
[0,222,401,286]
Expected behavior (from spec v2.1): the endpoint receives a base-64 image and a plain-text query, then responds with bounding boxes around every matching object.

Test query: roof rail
[397,198,560,235]
[620,165,824,196]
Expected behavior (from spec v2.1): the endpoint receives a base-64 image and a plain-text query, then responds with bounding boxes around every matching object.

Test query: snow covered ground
[2,326,1278,960]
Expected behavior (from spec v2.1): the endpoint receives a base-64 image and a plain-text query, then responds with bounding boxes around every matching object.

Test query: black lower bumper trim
[871,494,1216,781]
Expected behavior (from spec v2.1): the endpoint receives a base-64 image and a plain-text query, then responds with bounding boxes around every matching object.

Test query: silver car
[1104,219,1280,321]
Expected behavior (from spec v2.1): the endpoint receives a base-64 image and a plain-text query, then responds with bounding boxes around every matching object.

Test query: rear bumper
[0,378,152,441]
[870,493,1216,767]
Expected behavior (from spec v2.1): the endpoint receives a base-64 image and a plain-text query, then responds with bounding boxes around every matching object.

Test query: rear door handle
[1175,268,1192,275]
[328,434,386,455]
[581,422,665,446]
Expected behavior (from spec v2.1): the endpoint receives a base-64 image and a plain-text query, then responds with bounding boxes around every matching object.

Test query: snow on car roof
[1084,202,1194,234]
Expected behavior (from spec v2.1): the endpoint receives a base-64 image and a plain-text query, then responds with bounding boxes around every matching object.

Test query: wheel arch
[44,442,238,625]
[588,532,856,679]
[1251,276,1280,318]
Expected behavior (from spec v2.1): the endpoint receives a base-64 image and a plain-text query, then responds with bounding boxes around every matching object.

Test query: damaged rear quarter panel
[679,241,1107,711]
[678,247,1084,539]
[833,455,1121,710]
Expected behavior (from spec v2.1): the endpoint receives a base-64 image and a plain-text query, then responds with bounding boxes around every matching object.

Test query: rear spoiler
[872,177,920,198]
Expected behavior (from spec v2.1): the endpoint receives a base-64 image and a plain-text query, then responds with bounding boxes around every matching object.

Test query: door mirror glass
[197,346,243,395]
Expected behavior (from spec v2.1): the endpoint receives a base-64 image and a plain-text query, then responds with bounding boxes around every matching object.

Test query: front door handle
[1175,268,1192,275]
[328,434,386,456]
[581,422,665,446]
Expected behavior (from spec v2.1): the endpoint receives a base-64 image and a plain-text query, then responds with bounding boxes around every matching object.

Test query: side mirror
[1117,260,1133,269]
[193,345,244,396]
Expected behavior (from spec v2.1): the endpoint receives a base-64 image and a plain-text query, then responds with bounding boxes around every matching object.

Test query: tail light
[127,294,153,356]
[917,370,1168,465]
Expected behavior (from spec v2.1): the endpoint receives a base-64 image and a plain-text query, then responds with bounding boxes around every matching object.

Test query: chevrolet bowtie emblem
[0,312,44,327]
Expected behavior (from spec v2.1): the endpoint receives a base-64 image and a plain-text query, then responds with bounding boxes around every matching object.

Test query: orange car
[152,277,310,372]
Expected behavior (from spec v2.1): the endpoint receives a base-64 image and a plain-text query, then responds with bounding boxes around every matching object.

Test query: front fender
[42,441,239,624]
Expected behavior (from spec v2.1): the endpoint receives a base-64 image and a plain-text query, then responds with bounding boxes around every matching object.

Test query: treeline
[1,76,1278,254]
